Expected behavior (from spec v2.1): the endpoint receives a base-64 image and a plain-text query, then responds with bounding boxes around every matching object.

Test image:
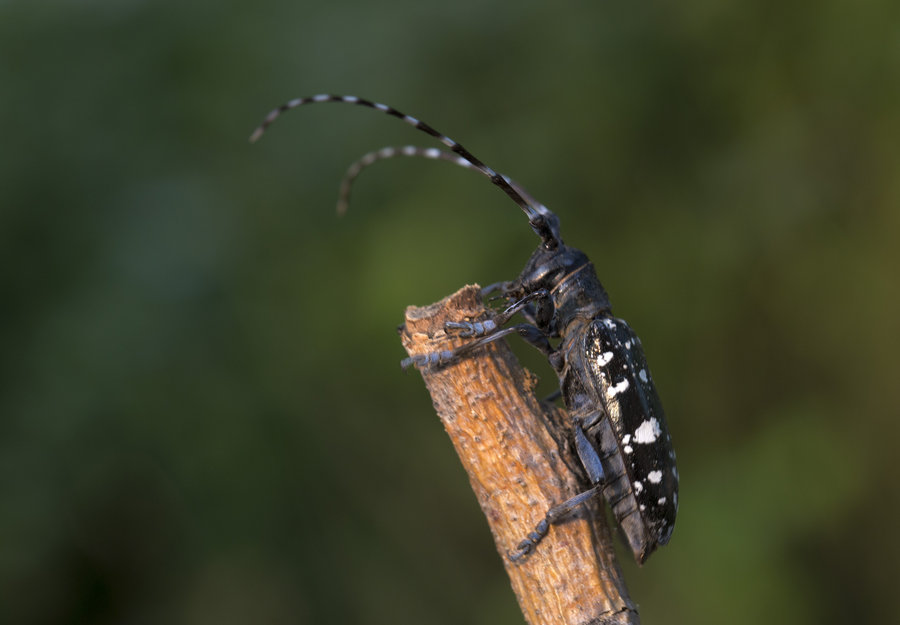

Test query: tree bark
[399,285,639,625]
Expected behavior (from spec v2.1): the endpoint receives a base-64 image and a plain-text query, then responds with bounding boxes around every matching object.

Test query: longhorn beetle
[250,95,678,564]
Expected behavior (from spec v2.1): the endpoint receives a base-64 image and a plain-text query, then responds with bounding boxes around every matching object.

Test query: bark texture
[400,285,639,625]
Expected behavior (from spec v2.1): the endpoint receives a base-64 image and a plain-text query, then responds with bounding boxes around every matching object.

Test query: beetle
[250,95,678,564]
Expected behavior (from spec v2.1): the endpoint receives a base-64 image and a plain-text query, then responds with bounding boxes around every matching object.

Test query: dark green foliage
[1,1,898,624]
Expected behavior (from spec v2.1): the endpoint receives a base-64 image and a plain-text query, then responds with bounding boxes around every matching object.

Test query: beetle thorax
[514,243,612,335]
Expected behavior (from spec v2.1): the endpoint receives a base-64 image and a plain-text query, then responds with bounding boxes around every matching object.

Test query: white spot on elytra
[633,481,643,494]
[625,341,631,349]
[597,351,614,367]
[624,445,633,454]
[622,434,631,445]
[657,497,667,505]
[639,504,646,512]
[607,379,630,398]
[673,493,678,510]
[604,318,616,329]
[634,418,661,444]
[648,470,663,484]
[638,369,648,383]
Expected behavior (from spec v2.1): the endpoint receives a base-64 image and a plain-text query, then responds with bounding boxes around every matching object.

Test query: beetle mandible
[250,95,678,564]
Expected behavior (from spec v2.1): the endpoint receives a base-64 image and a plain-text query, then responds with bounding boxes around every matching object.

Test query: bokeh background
[2,1,898,624]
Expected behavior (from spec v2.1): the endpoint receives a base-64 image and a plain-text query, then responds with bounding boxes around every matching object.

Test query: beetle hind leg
[507,484,603,562]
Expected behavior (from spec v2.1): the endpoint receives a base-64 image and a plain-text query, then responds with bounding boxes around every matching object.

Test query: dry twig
[400,285,639,625]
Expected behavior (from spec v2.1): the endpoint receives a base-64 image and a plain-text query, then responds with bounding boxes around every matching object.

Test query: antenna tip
[248,127,265,143]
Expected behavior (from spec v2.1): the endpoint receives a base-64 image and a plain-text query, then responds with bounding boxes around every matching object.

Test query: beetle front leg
[445,289,551,338]
[480,281,513,297]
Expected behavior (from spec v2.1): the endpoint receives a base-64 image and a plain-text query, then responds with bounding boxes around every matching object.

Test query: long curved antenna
[250,94,561,245]
[335,145,551,220]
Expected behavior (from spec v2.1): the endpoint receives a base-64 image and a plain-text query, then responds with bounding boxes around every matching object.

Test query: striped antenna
[335,145,550,220]
[250,94,561,245]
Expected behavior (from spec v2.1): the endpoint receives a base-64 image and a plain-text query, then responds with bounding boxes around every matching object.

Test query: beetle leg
[480,281,513,297]
[401,323,555,369]
[445,289,551,338]
[573,421,606,485]
[507,484,603,562]
[541,388,562,404]
[507,423,608,562]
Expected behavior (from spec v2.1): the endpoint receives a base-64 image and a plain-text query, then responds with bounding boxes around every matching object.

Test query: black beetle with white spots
[250,95,678,564]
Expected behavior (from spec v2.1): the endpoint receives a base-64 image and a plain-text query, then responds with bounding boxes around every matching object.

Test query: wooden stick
[400,285,640,625]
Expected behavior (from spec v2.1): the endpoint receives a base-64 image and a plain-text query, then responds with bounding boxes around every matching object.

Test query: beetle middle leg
[401,323,555,369]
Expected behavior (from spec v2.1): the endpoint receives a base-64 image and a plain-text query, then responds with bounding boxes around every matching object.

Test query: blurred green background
[2,1,898,624]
